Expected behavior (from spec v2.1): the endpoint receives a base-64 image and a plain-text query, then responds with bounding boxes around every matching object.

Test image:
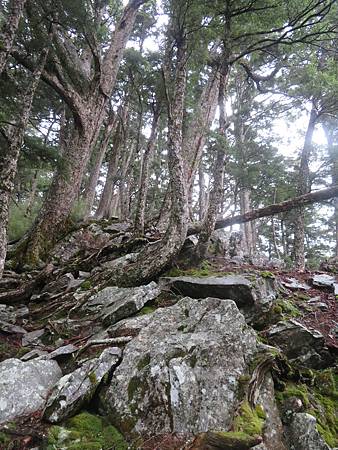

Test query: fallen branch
[188,185,338,235]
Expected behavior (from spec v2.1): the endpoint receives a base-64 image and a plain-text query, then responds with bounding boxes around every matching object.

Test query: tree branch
[188,185,338,235]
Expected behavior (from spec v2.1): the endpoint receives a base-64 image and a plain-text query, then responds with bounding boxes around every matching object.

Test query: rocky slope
[0,220,337,449]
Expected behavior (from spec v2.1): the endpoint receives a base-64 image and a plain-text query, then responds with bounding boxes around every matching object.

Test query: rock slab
[0,358,62,424]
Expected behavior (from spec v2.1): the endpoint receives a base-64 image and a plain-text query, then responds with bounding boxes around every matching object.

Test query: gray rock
[312,274,336,290]
[101,296,258,437]
[44,347,121,423]
[22,329,45,346]
[0,320,27,334]
[0,304,28,323]
[266,320,328,368]
[83,282,159,326]
[0,358,62,424]
[47,344,78,359]
[21,349,48,361]
[287,413,330,450]
[282,278,311,291]
[257,373,287,450]
[160,275,278,321]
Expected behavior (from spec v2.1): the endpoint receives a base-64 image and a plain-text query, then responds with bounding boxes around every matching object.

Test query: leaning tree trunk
[323,121,338,256]
[0,0,27,74]
[111,23,189,286]
[134,105,161,235]
[293,105,318,270]
[195,58,230,260]
[0,44,49,276]
[19,0,146,264]
[82,111,118,219]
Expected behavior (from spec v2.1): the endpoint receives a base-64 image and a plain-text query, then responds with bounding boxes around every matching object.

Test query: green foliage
[46,412,128,450]
[233,401,266,436]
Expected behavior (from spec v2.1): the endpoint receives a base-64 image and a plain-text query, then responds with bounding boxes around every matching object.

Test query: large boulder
[44,347,121,423]
[82,282,160,326]
[101,296,258,438]
[265,319,332,368]
[0,358,62,424]
[287,413,330,450]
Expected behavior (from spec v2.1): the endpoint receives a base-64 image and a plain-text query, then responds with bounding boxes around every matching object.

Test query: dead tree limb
[188,185,338,235]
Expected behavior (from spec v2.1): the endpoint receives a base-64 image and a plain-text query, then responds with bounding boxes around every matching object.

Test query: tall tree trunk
[0,44,48,276]
[198,162,206,221]
[195,57,230,260]
[82,111,117,219]
[323,121,338,256]
[240,188,255,255]
[293,105,318,270]
[0,0,27,74]
[134,105,161,235]
[95,103,129,219]
[18,1,145,263]
[112,19,189,286]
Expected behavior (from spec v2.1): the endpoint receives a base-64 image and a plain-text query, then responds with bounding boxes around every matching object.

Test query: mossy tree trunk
[0,43,49,276]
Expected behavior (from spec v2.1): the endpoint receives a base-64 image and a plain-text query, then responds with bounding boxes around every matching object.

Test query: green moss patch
[233,401,266,436]
[276,369,338,447]
[46,412,128,450]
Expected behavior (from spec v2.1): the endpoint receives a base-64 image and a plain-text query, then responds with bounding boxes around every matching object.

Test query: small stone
[22,329,45,346]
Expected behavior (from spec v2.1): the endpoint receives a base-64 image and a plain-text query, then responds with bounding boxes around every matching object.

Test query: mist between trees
[1,0,338,280]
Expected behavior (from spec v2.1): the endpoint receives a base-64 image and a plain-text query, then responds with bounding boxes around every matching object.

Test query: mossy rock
[276,369,338,447]
[46,411,129,450]
[233,401,266,436]
[192,430,262,449]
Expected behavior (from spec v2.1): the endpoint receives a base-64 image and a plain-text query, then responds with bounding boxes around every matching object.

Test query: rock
[21,349,48,361]
[287,413,330,450]
[190,431,262,449]
[208,229,229,256]
[256,373,287,450]
[22,329,45,346]
[0,358,62,424]
[160,276,253,307]
[282,278,311,291]
[0,320,27,334]
[265,320,330,368]
[47,344,78,359]
[160,275,278,322]
[44,347,121,423]
[96,314,154,341]
[82,282,160,326]
[101,297,258,438]
[312,274,338,294]
[0,304,28,323]
[99,252,138,270]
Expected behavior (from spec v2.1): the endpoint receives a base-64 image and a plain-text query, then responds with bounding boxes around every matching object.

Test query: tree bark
[82,110,117,219]
[188,185,338,235]
[240,188,256,255]
[0,44,49,276]
[134,105,161,235]
[95,103,129,219]
[195,59,229,259]
[323,121,338,256]
[0,0,27,74]
[293,105,318,270]
[15,1,146,263]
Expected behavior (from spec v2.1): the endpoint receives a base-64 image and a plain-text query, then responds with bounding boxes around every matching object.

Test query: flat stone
[83,282,160,326]
[312,274,337,290]
[282,278,311,291]
[160,276,255,307]
[21,349,48,361]
[22,329,45,346]
[0,321,27,334]
[47,344,78,359]
[101,297,258,437]
[44,347,121,423]
[0,358,62,424]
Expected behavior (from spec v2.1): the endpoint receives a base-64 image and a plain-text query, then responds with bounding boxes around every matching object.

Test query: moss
[88,371,97,385]
[0,431,11,445]
[46,412,128,450]
[277,299,301,318]
[80,280,92,291]
[233,401,266,436]
[202,431,261,449]
[137,354,151,371]
[136,305,156,316]
[260,271,275,279]
[275,370,338,447]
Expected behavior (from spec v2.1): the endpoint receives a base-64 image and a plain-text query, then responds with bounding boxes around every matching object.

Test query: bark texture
[0,0,27,74]
[0,44,49,276]
[293,106,318,270]
[15,0,146,263]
